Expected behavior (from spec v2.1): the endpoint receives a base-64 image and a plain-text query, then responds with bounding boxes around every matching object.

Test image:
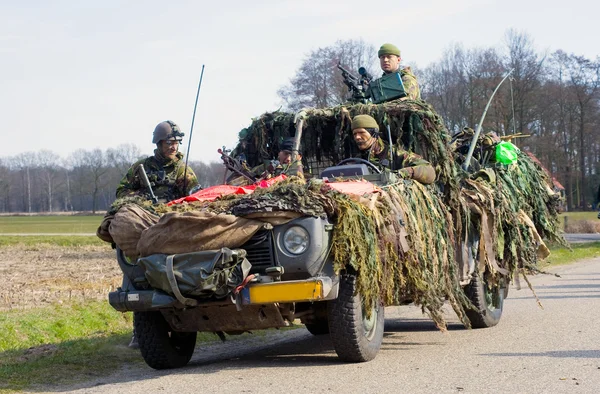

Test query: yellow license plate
[247,280,324,304]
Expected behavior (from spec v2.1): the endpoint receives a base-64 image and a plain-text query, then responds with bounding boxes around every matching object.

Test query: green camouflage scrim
[400,67,421,100]
[357,139,435,184]
[116,150,199,203]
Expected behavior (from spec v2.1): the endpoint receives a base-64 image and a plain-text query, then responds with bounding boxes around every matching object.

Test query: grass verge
[558,211,598,231]
[0,301,233,392]
[0,301,136,391]
[0,215,103,234]
[541,241,600,268]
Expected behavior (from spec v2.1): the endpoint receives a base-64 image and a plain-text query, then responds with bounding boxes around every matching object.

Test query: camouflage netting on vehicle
[99,98,565,330]
[234,100,456,186]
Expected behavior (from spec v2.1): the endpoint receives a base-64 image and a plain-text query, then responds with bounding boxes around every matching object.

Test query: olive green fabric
[378,43,401,57]
[368,71,408,103]
[351,114,379,131]
[138,248,251,299]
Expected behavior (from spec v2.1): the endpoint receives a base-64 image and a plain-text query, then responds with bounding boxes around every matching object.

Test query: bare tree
[0,158,10,212]
[278,39,377,111]
[106,143,143,176]
[501,29,546,136]
[13,153,36,213]
[36,150,63,212]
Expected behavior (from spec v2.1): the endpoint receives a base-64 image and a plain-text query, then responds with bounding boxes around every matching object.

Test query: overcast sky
[1,0,598,163]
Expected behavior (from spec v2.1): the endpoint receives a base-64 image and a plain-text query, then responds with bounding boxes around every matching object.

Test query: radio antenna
[183,65,205,193]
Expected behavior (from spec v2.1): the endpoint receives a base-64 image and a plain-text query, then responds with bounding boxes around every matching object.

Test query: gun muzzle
[138,164,159,204]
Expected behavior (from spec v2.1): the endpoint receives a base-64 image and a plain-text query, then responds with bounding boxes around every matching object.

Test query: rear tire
[134,311,197,369]
[328,274,384,362]
[465,272,506,328]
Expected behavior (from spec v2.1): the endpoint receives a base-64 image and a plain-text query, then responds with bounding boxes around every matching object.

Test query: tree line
[0,145,225,214]
[2,30,598,213]
[278,31,600,211]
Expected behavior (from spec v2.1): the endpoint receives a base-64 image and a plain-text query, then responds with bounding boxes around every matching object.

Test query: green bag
[367,72,407,104]
[138,248,251,306]
[495,141,519,165]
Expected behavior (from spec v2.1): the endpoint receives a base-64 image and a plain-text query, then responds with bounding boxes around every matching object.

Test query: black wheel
[464,271,506,328]
[134,311,197,370]
[327,274,384,362]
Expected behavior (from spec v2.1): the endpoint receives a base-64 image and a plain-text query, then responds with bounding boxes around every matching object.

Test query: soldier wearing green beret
[374,43,421,101]
[116,120,199,203]
[351,115,435,183]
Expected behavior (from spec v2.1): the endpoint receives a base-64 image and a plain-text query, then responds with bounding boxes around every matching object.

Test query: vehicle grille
[242,230,276,273]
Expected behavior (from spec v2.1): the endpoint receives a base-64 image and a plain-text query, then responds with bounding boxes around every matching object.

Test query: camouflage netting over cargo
[100,99,566,330]
[234,100,456,185]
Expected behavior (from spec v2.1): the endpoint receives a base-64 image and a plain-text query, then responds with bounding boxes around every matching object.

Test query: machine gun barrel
[218,148,256,183]
[138,164,159,204]
[337,62,360,82]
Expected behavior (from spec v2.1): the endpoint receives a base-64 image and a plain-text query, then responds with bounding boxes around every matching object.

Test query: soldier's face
[353,128,376,150]
[278,150,292,164]
[380,55,400,73]
[160,140,179,159]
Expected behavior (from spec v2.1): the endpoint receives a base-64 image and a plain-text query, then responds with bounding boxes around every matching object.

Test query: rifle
[138,164,159,204]
[337,62,371,104]
[218,147,256,184]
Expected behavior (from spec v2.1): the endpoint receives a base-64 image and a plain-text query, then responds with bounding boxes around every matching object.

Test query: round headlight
[282,226,310,255]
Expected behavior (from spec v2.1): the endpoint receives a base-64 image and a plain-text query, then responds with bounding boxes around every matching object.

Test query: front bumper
[241,276,337,304]
[109,276,338,312]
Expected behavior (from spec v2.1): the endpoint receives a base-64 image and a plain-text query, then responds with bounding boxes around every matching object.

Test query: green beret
[378,43,401,58]
[351,115,379,131]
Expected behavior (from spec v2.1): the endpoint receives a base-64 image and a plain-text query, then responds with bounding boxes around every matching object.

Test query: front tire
[327,274,384,362]
[465,271,506,328]
[134,311,197,369]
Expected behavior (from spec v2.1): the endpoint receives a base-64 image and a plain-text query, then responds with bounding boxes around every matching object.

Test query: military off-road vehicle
[107,96,561,370]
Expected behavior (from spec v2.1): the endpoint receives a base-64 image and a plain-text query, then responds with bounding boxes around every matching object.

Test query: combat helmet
[152,120,185,144]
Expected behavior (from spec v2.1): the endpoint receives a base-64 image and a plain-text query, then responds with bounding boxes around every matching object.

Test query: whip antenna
[183,65,205,193]
[462,68,514,171]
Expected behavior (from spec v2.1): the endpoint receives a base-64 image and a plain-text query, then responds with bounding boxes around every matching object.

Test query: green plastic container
[495,141,519,164]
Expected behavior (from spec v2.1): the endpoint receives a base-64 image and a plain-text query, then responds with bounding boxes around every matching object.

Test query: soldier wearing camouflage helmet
[351,114,435,184]
[374,43,421,100]
[116,120,199,203]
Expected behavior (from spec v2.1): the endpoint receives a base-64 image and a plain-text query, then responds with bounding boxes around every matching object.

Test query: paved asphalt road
[53,258,600,394]
[563,233,600,243]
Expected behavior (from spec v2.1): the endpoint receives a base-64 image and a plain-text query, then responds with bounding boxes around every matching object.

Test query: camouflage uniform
[398,67,421,101]
[357,138,435,184]
[262,159,304,178]
[116,150,199,203]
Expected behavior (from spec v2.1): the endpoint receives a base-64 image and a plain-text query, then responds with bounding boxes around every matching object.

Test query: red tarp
[167,175,288,205]
[168,176,379,206]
